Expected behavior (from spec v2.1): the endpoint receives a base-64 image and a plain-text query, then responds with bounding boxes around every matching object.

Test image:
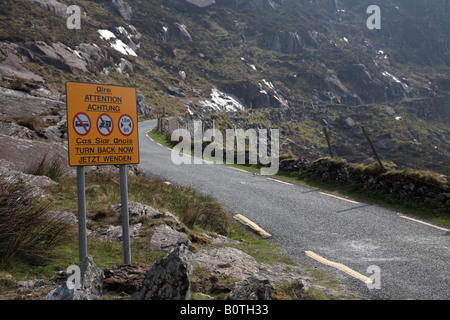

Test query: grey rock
[167,86,186,97]
[174,23,193,43]
[268,31,302,54]
[46,257,104,300]
[228,276,275,300]
[16,279,45,293]
[150,224,191,252]
[185,0,216,8]
[29,0,69,19]
[0,86,65,117]
[110,201,163,219]
[0,121,39,140]
[45,210,78,225]
[132,245,193,300]
[23,41,88,74]
[111,0,133,20]
[136,91,153,119]
[88,223,142,242]
[0,47,45,82]
[193,247,259,280]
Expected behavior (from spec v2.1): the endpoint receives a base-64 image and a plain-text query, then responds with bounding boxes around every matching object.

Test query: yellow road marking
[305,251,372,284]
[267,177,293,186]
[157,143,163,147]
[233,214,272,238]
[319,192,359,204]
[399,216,450,232]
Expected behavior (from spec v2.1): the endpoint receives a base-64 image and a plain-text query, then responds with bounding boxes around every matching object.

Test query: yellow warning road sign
[66,82,140,166]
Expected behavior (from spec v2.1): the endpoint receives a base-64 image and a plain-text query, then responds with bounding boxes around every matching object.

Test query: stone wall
[281,157,450,205]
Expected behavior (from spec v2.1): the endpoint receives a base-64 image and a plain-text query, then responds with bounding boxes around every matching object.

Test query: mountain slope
[0,0,449,175]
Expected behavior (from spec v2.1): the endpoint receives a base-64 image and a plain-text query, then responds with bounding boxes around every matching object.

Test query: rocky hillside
[0,0,449,176]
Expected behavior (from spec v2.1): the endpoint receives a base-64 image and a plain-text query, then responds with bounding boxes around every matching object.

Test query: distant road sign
[66,82,140,166]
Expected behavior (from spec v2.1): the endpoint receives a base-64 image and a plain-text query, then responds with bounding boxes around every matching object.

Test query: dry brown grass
[0,182,71,267]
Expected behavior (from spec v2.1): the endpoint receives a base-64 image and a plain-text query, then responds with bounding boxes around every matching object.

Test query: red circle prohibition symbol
[97,114,114,136]
[118,114,134,136]
[73,112,91,136]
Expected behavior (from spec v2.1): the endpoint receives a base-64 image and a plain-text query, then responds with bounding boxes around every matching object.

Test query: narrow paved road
[138,120,450,300]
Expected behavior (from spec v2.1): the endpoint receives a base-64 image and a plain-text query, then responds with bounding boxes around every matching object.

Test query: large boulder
[0,86,65,117]
[29,0,69,19]
[46,257,104,300]
[111,0,133,20]
[132,245,194,300]
[173,23,193,43]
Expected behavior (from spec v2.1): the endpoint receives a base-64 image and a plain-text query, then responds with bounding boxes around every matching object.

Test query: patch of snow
[200,88,245,112]
[262,79,275,90]
[382,71,403,85]
[98,29,116,41]
[97,29,137,57]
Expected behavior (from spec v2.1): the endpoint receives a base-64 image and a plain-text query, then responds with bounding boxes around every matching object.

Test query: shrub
[182,202,230,235]
[24,154,67,182]
[13,115,44,132]
[0,182,71,267]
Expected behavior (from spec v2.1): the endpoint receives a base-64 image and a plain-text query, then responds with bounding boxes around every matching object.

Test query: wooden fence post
[323,127,334,158]
[361,126,384,170]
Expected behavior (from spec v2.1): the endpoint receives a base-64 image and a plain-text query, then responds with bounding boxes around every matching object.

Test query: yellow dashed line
[267,177,294,186]
[233,214,272,238]
[399,215,450,232]
[305,251,372,284]
[319,192,359,204]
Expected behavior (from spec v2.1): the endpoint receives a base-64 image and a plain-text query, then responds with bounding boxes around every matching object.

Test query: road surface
[138,120,450,300]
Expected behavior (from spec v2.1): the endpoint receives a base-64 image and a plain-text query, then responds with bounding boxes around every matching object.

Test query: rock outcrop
[46,257,104,300]
[29,0,69,19]
[223,81,288,109]
[132,245,194,300]
[268,31,302,54]
[150,224,191,252]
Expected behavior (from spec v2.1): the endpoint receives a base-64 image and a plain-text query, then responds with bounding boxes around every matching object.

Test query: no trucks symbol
[73,113,91,136]
[97,114,113,136]
[119,114,134,136]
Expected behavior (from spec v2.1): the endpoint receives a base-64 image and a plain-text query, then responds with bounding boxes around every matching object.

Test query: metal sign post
[77,166,88,261]
[120,164,131,263]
